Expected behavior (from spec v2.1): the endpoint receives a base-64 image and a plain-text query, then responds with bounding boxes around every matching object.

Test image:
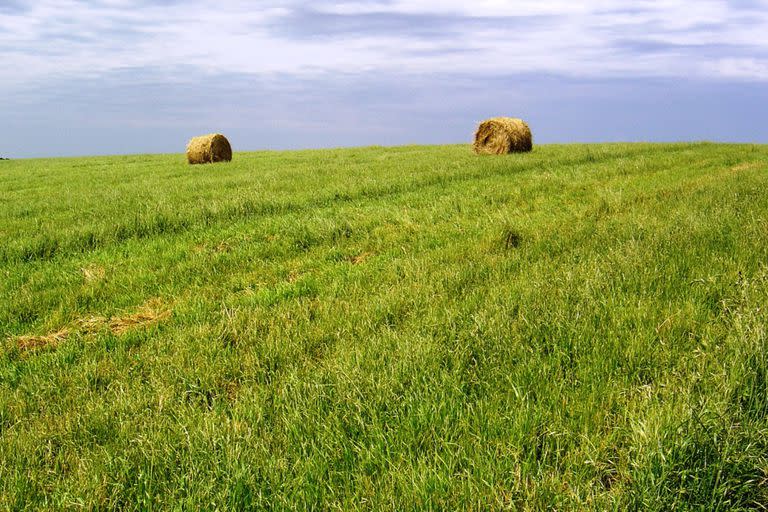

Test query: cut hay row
[109,299,172,335]
[15,329,69,351]
[9,299,172,351]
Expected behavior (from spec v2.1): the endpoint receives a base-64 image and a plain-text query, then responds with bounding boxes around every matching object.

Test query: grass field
[1,143,767,510]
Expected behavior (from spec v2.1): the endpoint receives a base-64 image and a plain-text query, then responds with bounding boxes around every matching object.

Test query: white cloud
[715,57,768,80]
[0,0,767,94]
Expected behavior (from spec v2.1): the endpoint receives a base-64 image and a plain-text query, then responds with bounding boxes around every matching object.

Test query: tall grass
[1,143,767,509]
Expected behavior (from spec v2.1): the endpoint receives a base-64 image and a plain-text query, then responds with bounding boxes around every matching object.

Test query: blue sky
[1,0,767,157]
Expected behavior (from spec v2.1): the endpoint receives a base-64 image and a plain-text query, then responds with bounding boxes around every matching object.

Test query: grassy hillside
[1,143,767,510]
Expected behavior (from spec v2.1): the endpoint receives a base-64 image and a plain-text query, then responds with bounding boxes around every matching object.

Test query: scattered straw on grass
[15,328,70,351]
[108,298,172,336]
[76,315,109,334]
[215,240,232,253]
[473,117,532,155]
[729,162,763,172]
[81,265,106,283]
[350,252,373,265]
[10,299,172,354]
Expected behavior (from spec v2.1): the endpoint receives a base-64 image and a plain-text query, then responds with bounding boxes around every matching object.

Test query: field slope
[1,143,767,510]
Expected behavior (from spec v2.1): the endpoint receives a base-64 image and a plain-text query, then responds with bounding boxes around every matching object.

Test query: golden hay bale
[186,133,232,164]
[473,117,532,155]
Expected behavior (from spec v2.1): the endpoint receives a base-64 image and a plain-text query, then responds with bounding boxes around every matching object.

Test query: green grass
[1,143,767,510]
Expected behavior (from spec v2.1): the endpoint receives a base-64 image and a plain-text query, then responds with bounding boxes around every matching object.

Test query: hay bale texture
[186,133,232,164]
[473,117,532,155]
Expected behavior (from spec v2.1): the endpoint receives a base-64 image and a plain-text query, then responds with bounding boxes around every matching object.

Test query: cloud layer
[3,0,768,86]
[1,1,767,156]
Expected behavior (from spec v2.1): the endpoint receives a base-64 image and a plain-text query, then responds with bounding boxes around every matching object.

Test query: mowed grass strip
[1,143,767,510]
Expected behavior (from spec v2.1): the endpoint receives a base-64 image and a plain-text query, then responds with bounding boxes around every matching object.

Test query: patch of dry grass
[108,298,172,336]
[10,299,171,351]
[81,265,106,283]
[15,328,70,351]
[349,251,373,265]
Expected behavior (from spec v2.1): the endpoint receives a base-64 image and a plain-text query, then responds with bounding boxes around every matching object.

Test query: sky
[1,0,768,158]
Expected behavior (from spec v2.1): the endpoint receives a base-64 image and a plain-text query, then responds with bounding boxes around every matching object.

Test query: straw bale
[473,117,532,155]
[186,133,232,164]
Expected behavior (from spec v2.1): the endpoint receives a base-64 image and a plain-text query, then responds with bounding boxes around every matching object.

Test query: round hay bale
[186,133,232,164]
[473,117,532,155]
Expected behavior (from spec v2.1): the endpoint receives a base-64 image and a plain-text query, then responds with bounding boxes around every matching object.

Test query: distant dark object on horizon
[0,157,9,160]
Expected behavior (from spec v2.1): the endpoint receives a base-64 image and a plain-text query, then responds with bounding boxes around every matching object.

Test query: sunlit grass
[1,143,767,509]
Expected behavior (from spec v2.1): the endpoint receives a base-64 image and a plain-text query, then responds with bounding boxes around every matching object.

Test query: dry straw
[186,133,232,164]
[10,298,172,352]
[15,328,69,351]
[473,117,532,155]
[108,298,172,335]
